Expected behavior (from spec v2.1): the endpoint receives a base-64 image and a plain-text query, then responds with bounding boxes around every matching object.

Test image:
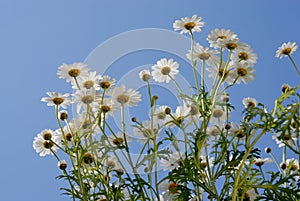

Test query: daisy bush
[33,14,300,201]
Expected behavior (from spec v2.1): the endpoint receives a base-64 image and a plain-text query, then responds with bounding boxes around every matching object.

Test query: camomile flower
[57,62,89,87]
[254,157,272,167]
[73,88,101,113]
[272,132,297,148]
[133,120,160,144]
[151,58,179,83]
[99,98,118,118]
[186,43,218,63]
[229,122,246,139]
[139,69,151,82]
[41,92,72,109]
[230,62,256,84]
[206,125,222,137]
[207,28,239,49]
[107,132,132,147]
[206,61,235,84]
[160,181,179,200]
[33,129,59,157]
[242,97,257,108]
[153,105,169,125]
[107,84,141,107]
[275,42,298,59]
[166,105,190,128]
[160,152,185,171]
[210,105,227,125]
[231,45,258,67]
[173,14,205,34]
[77,71,102,90]
[97,75,116,90]
[286,158,299,172]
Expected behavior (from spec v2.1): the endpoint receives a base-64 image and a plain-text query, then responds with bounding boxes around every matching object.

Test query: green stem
[288,54,300,76]
[189,30,201,94]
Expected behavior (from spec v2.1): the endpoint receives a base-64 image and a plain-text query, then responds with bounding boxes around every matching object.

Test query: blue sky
[0,1,299,200]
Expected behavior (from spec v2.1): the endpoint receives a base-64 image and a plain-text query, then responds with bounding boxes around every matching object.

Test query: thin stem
[288,54,300,76]
[189,30,201,94]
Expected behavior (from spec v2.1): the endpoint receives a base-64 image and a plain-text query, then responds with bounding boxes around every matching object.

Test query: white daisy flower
[58,160,67,170]
[33,129,59,157]
[103,155,122,171]
[151,58,179,83]
[254,157,272,167]
[186,43,218,63]
[206,61,235,84]
[69,113,100,138]
[275,42,298,59]
[206,125,222,137]
[41,92,72,109]
[133,120,160,144]
[57,62,89,87]
[207,28,239,49]
[229,122,245,139]
[107,84,141,107]
[153,105,169,125]
[139,69,151,82]
[166,104,190,128]
[97,75,116,90]
[73,88,101,113]
[55,126,73,146]
[242,97,257,108]
[245,188,259,201]
[107,131,132,147]
[160,152,184,171]
[184,100,201,121]
[286,158,299,172]
[173,14,205,34]
[199,155,215,168]
[210,105,227,125]
[231,45,258,67]
[272,132,297,148]
[99,98,118,118]
[77,71,102,90]
[230,62,256,84]
[160,181,179,200]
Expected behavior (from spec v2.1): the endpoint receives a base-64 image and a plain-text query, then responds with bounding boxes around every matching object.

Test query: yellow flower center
[83,153,94,164]
[112,137,124,146]
[43,140,54,149]
[83,80,94,89]
[237,67,248,76]
[99,81,111,89]
[116,94,129,104]
[238,52,249,60]
[101,105,111,113]
[282,47,292,55]
[160,66,171,75]
[168,182,178,194]
[217,35,227,40]
[52,97,64,105]
[226,42,237,50]
[157,112,166,120]
[184,22,196,30]
[212,109,223,118]
[68,69,80,77]
[81,95,94,104]
[198,53,211,60]
[43,132,52,140]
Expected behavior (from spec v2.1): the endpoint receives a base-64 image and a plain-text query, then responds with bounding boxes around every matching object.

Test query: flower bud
[265,147,271,153]
[59,110,68,120]
[58,160,67,170]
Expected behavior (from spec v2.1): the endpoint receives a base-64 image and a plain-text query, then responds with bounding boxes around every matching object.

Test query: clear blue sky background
[0,1,299,200]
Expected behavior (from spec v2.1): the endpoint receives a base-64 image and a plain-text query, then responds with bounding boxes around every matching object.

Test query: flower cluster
[33,14,300,201]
